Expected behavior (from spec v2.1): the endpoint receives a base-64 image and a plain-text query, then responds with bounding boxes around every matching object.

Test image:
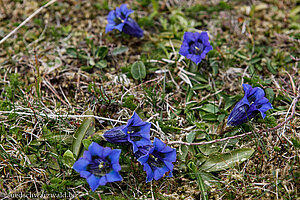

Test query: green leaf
[267,59,277,74]
[96,46,108,59]
[265,88,275,103]
[63,150,76,168]
[196,170,220,189]
[199,148,254,172]
[186,86,193,102]
[72,110,95,159]
[188,58,198,72]
[235,52,249,60]
[194,73,208,83]
[66,48,77,57]
[95,60,107,69]
[176,15,188,27]
[80,65,94,71]
[49,157,60,170]
[202,113,218,121]
[192,84,210,90]
[186,131,196,143]
[131,61,146,80]
[178,145,189,161]
[151,0,158,12]
[195,171,208,200]
[217,114,225,122]
[38,135,73,144]
[89,58,95,66]
[111,46,128,56]
[255,64,263,71]
[201,104,219,113]
[289,6,300,17]
[77,51,89,60]
[62,24,72,33]
[198,143,220,156]
[291,137,300,148]
[211,61,219,76]
[224,98,237,111]
[82,138,92,149]
[249,57,261,64]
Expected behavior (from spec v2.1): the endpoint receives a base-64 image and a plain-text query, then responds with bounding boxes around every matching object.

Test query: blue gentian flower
[103,112,152,152]
[72,142,122,192]
[134,145,153,160]
[179,32,213,65]
[103,125,128,144]
[106,4,144,38]
[138,138,176,182]
[227,84,273,126]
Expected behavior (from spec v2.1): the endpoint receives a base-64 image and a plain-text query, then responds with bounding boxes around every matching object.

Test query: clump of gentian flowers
[227,84,273,126]
[73,112,176,192]
[104,112,176,181]
[106,4,144,38]
[103,112,152,152]
[179,32,213,65]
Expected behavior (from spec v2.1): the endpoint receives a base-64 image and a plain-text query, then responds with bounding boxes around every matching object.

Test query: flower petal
[153,137,166,152]
[119,4,133,18]
[98,176,107,186]
[153,167,166,181]
[107,11,116,23]
[115,23,125,32]
[106,170,123,182]
[183,32,194,43]
[128,112,145,126]
[73,158,89,172]
[190,54,202,65]
[80,171,91,178]
[179,45,189,57]
[137,154,150,165]
[242,84,253,96]
[88,142,104,158]
[106,24,116,33]
[192,32,201,41]
[86,174,101,192]
[164,161,174,171]
[102,147,112,158]
[108,149,121,164]
[227,102,249,126]
[251,87,265,102]
[164,150,177,162]
[143,163,154,182]
[83,150,92,161]
[199,32,209,43]
[258,102,273,118]
[112,163,121,172]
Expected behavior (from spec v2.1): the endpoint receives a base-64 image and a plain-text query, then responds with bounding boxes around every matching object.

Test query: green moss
[123,95,137,111]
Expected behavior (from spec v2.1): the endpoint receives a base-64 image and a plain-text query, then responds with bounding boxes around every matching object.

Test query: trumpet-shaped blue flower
[134,145,153,160]
[103,112,152,152]
[179,32,213,65]
[138,138,176,182]
[106,4,143,38]
[103,125,128,144]
[72,142,122,192]
[227,84,273,126]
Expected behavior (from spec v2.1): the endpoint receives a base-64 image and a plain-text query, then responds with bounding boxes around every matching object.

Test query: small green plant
[131,61,146,81]
[66,38,109,71]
